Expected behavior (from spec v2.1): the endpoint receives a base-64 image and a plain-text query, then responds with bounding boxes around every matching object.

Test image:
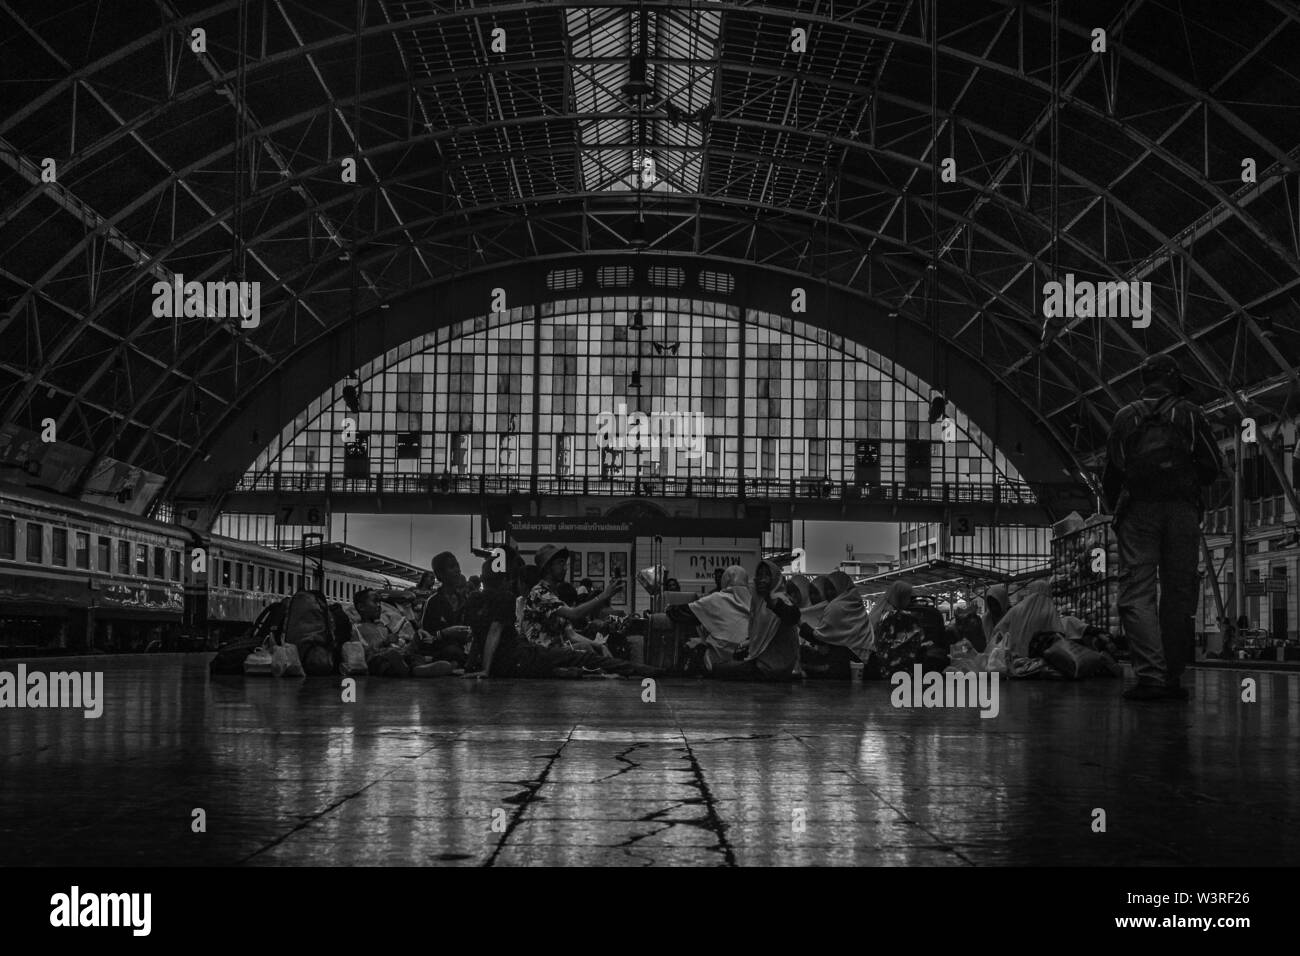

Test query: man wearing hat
[522,543,624,648]
[1102,353,1224,701]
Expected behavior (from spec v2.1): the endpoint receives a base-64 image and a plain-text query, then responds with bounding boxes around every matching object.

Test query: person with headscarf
[798,572,870,678]
[666,564,752,668]
[990,580,1064,658]
[869,581,914,649]
[981,584,1009,647]
[708,559,801,681]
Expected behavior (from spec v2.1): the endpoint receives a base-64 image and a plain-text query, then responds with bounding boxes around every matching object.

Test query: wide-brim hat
[533,543,572,569]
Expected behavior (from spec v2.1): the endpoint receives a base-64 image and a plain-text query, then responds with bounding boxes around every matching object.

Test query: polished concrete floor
[1,655,1296,866]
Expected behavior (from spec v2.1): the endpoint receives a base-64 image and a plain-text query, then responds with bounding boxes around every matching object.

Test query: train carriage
[1,483,416,655]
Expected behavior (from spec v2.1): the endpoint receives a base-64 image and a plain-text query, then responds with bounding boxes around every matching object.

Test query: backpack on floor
[284,590,338,676]
[210,599,288,674]
[209,639,264,675]
[1124,395,1195,499]
[251,598,289,645]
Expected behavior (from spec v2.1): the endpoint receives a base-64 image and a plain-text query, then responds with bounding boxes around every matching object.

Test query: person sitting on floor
[708,559,802,681]
[799,574,873,678]
[522,544,623,653]
[419,551,474,667]
[666,564,752,670]
[981,584,1009,646]
[353,589,410,677]
[462,556,661,680]
[990,580,1063,658]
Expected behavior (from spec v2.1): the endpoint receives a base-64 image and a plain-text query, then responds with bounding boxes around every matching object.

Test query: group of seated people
[343,545,662,680]
[340,542,1117,682]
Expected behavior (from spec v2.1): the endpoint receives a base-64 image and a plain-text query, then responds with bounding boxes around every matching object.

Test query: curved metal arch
[5,7,1289,455]
[15,105,1151,433]
[11,0,1293,180]
[116,219,1101,491]
[102,194,1115,472]
[159,254,1091,511]
[11,73,1208,397]
[8,0,1288,282]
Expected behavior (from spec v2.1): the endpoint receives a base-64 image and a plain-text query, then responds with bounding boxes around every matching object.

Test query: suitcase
[643,613,681,672]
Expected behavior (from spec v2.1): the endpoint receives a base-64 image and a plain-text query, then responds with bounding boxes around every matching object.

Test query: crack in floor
[673,739,736,866]
[594,742,649,782]
[483,727,579,867]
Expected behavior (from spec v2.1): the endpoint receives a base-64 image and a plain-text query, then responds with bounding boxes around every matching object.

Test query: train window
[222,560,232,588]
[26,523,43,563]
[97,536,111,572]
[118,540,130,573]
[235,562,244,589]
[0,518,14,560]
[75,532,90,570]
[278,570,285,594]
[247,563,254,589]
[135,544,148,576]
[255,566,264,592]
[153,546,165,579]
[169,551,181,581]
[52,528,68,566]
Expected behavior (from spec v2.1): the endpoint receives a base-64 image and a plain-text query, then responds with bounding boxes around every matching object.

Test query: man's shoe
[1123,683,1168,701]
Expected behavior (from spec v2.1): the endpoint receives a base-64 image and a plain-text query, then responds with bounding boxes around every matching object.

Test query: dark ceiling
[2,0,1298,505]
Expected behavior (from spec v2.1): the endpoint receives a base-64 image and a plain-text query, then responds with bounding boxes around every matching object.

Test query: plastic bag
[339,640,368,676]
[980,633,1010,675]
[946,637,981,673]
[243,646,274,676]
[271,641,305,678]
[1041,635,1109,679]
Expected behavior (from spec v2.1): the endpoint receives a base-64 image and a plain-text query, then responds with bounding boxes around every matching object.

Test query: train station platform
[1,656,1296,867]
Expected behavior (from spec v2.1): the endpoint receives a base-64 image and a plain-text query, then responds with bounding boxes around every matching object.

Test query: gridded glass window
[26,523,43,563]
[52,528,68,566]
[135,544,148,576]
[241,297,1023,494]
[118,540,130,573]
[97,536,111,572]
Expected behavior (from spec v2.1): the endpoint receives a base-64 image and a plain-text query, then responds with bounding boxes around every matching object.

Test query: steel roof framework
[1,0,1297,507]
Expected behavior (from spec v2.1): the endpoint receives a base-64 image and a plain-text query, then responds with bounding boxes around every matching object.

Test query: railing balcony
[232,470,1042,505]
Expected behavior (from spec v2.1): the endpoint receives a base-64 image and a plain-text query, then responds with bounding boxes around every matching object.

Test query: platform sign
[277,501,326,526]
[1245,581,1267,596]
[1266,578,1288,593]
[950,513,975,537]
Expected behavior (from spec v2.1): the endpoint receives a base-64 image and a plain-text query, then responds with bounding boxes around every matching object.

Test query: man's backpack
[1124,395,1195,498]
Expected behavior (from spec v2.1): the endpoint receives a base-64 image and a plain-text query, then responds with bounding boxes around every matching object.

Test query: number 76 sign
[278,502,327,526]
